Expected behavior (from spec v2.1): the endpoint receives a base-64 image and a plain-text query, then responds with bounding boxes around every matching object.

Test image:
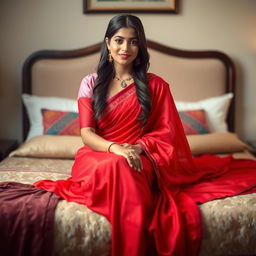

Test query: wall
[0,0,255,142]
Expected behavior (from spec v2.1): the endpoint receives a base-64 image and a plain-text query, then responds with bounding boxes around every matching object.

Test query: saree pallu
[34,73,256,256]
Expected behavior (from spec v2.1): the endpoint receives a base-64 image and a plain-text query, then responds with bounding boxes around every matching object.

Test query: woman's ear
[105,37,110,50]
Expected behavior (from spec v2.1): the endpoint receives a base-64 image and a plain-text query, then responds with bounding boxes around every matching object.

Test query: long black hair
[92,14,151,125]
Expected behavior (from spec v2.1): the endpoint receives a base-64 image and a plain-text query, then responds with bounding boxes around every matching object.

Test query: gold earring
[108,51,113,62]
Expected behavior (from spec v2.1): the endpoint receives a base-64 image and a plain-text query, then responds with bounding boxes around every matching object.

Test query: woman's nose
[122,41,129,51]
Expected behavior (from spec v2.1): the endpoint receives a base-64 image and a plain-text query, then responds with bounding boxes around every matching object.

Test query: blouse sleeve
[77,74,97,129]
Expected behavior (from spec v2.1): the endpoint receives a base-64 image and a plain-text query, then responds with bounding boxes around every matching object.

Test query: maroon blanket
[0,182,60,256]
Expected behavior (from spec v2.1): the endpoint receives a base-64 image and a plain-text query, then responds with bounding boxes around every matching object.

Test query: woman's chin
[114,59,134,67]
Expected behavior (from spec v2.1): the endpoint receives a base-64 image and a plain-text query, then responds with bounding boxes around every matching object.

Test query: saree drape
[34,73,256,256]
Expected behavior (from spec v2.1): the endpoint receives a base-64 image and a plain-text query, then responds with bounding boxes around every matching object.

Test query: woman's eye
[130,40,138,46]
[115,39,123,44]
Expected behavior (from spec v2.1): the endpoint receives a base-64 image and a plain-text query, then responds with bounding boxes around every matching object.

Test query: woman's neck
[114,64,133,79]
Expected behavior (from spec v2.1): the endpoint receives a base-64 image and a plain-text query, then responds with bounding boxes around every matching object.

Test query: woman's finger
[127,152,142,172]
[135,157,143,171]
[111,146,141,171]
[126,152,136,170]
[126,154,134,169]
[137,157,143,171]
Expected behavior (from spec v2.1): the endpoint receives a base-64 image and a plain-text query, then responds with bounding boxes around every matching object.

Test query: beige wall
[0,0,255,142]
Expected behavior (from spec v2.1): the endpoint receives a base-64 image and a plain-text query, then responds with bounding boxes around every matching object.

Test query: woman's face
[106,27,139,68]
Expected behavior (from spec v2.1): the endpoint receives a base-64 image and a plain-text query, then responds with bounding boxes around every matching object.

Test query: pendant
[120,80,127,88]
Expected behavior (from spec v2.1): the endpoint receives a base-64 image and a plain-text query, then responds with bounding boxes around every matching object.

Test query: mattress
[0,153,256,256]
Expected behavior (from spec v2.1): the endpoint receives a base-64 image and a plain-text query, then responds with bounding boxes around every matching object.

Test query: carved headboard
[22,40,235,140]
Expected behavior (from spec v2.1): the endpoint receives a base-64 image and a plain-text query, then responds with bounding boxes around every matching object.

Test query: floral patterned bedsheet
[0,155,256,256]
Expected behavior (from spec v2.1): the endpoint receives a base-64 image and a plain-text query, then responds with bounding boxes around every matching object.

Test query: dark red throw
[0,182,59,256]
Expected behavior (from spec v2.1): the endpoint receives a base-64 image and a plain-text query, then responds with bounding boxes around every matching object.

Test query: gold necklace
[114,76,133,88]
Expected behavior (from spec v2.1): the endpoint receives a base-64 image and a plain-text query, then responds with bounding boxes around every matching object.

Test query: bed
[0,40,255,256]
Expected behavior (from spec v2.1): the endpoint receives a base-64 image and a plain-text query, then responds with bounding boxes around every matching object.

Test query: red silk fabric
[34,74,256,256]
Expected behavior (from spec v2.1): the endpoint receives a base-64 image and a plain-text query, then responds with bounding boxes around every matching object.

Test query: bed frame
[22,40,236,141]
[2,40,255,256]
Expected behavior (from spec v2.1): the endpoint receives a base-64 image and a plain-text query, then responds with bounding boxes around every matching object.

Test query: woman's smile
[118,53,131,60]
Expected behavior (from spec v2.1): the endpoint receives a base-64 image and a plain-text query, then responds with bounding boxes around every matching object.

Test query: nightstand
[248,140,256,156]
[0,139,18,161]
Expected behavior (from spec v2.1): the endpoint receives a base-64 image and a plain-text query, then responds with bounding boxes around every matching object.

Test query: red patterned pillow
[41,109,80,136]
[178,109,210,135]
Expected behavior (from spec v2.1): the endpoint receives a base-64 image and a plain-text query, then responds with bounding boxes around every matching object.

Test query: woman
[35,14,256,256]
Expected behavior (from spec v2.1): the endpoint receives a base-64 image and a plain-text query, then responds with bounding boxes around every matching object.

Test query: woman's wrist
[107,142,143,154]
[107,142,116,153]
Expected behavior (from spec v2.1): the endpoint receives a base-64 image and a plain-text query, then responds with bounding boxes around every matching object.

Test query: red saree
[34,73,256,256]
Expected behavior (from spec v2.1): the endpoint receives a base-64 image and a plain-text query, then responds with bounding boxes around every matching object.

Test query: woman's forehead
[113,27,137,39]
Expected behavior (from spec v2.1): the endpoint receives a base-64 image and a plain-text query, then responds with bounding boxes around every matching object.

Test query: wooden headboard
[22,40,235,140]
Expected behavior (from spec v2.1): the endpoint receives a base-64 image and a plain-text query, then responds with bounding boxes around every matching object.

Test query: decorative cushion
[42,109,80,136]
[9,135,84,159]
[178,109,209,135]
[186,132,250,156]
[22,93,233,140]
[22,94,77,140]
[9,133,250,159]
[175,93,233,133]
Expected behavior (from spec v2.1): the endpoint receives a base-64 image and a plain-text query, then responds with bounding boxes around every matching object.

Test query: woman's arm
[81,127,113,152]
[81,127,143,171]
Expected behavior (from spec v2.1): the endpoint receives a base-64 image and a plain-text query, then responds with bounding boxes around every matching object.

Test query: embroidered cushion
[41,109,80,136]
[175,93,233,132]
[178,109,210,135]
[22,94,77,140]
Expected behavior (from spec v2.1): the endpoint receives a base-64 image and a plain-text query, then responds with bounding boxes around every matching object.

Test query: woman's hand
[109,143,143,172]
[80,128,143,171]
[121,143,143,155]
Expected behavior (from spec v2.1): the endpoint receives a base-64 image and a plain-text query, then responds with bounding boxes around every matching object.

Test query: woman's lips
[119,54,131,59]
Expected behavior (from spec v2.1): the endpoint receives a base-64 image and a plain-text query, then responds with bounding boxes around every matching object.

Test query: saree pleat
[34,73,256,256]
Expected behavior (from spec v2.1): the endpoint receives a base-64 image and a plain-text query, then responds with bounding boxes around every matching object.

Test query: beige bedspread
[0,155,256,256]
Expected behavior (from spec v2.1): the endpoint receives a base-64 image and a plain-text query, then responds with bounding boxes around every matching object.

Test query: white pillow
[22,94,77,140]
[175,93,233,132]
